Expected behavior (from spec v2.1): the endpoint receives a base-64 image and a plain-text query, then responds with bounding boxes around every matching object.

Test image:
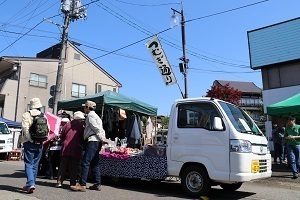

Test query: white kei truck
[105,98,272,197]
[0,121,13,155]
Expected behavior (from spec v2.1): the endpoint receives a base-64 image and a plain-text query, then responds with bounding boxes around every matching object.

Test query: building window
[74,53,80,60]
[29,73,47,88]
[27,104,45,113]
[96,84,102,93]
[72,83,86,97]
[113,87,116,92]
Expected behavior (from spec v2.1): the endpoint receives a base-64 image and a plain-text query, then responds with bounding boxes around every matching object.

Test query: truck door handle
[173,135,179,142]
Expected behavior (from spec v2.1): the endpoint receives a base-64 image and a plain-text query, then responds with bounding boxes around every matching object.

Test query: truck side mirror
[213,117,223,131]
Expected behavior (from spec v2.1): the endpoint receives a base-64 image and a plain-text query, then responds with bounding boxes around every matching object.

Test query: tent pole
[154,116,157,144]
[266,115,269,142]
[101,103,105,119]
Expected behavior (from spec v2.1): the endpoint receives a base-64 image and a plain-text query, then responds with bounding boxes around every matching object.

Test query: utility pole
[53,13,70,115]
[172,2,189,99]
[53,0,87,114]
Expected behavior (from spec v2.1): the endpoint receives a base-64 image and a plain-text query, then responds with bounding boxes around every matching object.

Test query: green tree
[161,116,169,129]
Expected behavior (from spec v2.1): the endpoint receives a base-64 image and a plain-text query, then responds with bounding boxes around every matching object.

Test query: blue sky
[0,0,299,115]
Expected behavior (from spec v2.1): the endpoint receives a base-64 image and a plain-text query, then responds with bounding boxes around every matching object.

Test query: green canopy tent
[266,93,300,116]
[57,90,157,116]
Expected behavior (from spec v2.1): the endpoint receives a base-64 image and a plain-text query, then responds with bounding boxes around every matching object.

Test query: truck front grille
[0,140,5,144]
[259,159,268,173]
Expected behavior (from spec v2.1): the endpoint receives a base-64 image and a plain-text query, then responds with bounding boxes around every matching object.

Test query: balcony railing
[239,102,263,107]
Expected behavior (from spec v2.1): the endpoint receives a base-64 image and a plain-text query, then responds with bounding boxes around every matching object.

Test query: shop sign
[146,36,177,86]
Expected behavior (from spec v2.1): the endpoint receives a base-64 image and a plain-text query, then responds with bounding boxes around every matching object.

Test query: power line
[16,34,257,83]
[69,38,256,74]
[0,21,43,54]
[102,0,267,67]
[189,67,258,74]
[0,31,19,56]
[69,26,172,68]
[97,2,250,68]
[0,29,60,39]
[1,0,35,27]
[113,0,180,7]
[186,0,269,23]
[0,21,59,35]
[4,0,59,28]
[0,14,60,54]
[106,0,248,65]
[19,0,44,34]
[76,42,153,63]
[0,0,8,6]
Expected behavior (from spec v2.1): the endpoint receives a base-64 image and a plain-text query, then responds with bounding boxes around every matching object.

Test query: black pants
[48,150,60,178]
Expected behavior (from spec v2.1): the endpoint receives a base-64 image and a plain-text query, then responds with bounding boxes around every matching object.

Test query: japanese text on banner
[146,36,177,86]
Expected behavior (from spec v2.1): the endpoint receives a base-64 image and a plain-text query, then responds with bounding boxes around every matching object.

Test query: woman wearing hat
[56,111,85,189]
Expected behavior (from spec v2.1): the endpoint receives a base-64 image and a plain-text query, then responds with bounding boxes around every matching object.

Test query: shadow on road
[272,163,291,172]
[0,184,29,194]
[102,178,256,200]
[0,170,25,178]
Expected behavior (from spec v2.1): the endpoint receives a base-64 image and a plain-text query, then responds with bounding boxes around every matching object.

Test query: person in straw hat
[56,111,85,189]
[21,97,49,194]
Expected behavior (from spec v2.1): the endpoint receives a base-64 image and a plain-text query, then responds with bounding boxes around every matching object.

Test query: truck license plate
[251,161,260,173]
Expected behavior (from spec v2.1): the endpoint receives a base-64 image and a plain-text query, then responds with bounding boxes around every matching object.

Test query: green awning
[267,93,300,115]
[57,90,157,116]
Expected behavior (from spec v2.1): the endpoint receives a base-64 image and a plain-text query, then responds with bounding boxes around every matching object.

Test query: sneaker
[89,185,101,191]
[292,173,298,179]
[22,186,35,194]
[55,183,62,188]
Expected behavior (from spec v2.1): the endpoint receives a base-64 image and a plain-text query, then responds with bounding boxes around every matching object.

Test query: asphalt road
[0,160,300,200]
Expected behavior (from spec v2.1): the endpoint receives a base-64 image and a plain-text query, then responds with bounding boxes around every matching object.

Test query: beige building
[0,42,121,122]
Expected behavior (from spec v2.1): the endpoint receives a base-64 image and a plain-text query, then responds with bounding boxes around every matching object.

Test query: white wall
[262,85,300,113]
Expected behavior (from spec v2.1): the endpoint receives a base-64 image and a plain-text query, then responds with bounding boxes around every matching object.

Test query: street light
[171,3,189,99]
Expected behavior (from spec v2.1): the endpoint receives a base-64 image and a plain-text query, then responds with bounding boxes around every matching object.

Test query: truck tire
[181,165,211,197]
[0,153,7,160]
[220,182,242,191]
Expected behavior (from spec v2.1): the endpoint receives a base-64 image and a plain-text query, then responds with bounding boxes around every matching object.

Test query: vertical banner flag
[146,36,177,86]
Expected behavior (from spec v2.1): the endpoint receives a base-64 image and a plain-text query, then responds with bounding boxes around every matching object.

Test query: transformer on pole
[53,0,87,114]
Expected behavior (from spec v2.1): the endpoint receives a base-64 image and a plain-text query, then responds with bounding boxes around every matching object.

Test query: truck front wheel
[181,166,211,197]
[220,182,242,191]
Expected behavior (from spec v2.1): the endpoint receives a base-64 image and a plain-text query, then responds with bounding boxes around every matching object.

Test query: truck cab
[166,98,272,197]
[0,122,13,155]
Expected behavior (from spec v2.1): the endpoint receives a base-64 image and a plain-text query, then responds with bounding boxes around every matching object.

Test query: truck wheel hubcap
[186,171,203,192]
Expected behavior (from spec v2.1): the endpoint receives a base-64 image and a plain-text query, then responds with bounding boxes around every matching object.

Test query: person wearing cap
[21,97,49,194]
[56,111,85,189]
[72,100,107,192]
[284,117,300,179]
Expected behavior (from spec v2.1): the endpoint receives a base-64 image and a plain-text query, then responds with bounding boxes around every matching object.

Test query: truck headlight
[230,139,252,153]
[7,138,13,143]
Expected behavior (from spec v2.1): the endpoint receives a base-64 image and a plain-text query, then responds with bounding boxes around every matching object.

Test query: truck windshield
[218,101,263,135]
[0,123,10,134]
